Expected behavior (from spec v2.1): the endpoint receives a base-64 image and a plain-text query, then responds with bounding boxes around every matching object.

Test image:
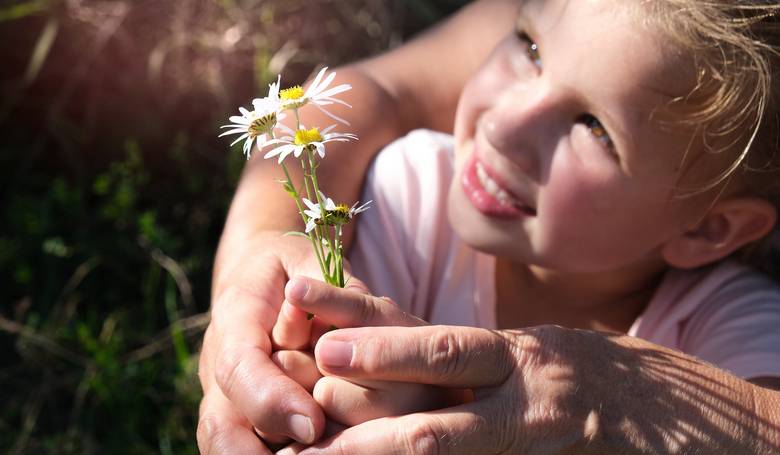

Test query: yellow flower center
[294,128,323,146]
[328,204,351,224]
[248,113,276,138]
[280,85,305,100]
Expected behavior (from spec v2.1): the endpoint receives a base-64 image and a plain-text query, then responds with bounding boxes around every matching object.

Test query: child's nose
[481,83,562,181]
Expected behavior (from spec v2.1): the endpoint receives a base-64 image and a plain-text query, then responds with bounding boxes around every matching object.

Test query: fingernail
[286,278,309,302]
[288,413,314,444]
[318,339,353,368]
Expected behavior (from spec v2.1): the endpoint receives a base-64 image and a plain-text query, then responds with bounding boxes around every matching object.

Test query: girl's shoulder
[351,129,491,325]
[363,128,456,221]
[635,260,780,379]
[370,128,455,181]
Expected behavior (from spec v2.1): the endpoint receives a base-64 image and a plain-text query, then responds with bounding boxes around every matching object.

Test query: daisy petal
[278,146,298,164]
[314,103,350,126]
[229,115,251,124]
[319,96,353,108]
[306,67,328,95]
[229,133,250,147]
[309,71,336,97]
[218,128,247,137]
[317,84,352,99]
[303,197,319,212]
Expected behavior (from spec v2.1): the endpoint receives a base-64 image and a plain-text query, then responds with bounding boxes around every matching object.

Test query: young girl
[199,0,780,453]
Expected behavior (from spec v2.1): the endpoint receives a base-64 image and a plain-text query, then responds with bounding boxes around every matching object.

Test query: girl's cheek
[545,162,613,219]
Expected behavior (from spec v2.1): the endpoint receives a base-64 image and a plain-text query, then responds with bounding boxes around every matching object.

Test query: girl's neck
[495,258,668,333]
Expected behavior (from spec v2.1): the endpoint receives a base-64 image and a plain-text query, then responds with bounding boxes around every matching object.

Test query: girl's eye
[515,30,542,67]
[577,114,617,154]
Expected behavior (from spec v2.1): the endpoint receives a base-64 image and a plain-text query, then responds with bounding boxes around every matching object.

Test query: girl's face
[450,0,701,274]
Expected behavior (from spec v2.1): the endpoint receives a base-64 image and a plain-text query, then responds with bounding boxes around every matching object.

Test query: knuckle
[490,330,523,381]
[213,285,247,311]
[398,418,448,455]
[428,331,467,383]
[197,412,227,455]
[214,345,249,400]
[357,293,379,325]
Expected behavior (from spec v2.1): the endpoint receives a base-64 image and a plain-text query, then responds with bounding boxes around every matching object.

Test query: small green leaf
[283,231,309,239]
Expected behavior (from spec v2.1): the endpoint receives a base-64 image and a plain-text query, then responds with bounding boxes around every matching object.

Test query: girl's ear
[661,197,777,269]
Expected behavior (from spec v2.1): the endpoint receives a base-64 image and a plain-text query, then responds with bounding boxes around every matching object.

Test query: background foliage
[0,0,469,452]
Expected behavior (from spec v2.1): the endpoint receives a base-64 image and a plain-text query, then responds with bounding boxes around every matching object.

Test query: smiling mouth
[461,153,537,218]
[475,161,520,206]
[476,161,536,215]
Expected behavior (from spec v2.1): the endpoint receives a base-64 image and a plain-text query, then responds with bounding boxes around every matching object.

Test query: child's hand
[272,275,426,351]
[271,277,468,445]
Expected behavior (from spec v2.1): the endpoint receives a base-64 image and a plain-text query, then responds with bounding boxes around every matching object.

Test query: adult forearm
[590,334,780,453]
[753,386,780,452]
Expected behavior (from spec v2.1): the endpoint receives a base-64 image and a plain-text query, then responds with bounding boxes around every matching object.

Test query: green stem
[301,157,313,201]
[335,225,344,287]
[308,149,338,274]
[281,163,328,279]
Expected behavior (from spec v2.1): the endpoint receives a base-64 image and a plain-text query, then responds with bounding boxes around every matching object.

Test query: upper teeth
[476,162,518,207]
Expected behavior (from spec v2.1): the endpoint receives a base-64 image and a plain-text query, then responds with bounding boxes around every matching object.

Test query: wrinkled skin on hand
[277,325,775,455]
[198,233,448,453]
[272,276,460,445]
[198,233,329,454]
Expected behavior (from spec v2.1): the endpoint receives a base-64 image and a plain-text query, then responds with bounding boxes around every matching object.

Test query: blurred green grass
[0,0,468,452]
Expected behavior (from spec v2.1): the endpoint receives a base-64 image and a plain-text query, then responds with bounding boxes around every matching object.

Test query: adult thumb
[314,325,514,388]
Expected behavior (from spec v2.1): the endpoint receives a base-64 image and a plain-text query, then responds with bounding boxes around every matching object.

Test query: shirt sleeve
[679,265,780,380]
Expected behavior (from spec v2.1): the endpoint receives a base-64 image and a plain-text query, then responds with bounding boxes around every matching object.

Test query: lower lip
[460,154,532,219]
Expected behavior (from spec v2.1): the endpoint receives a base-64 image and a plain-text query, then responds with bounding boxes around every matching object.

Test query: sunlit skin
[449,0,705,331]
[199,2,780,453]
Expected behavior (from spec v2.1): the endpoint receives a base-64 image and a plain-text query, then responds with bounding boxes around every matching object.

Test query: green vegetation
[0,0,467,452]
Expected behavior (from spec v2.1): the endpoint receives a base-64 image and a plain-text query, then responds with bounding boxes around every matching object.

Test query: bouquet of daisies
[219,68,369,289]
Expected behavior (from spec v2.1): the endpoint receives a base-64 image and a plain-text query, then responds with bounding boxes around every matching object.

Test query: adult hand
[197,232,330,454]
[274,277,459,429]
[279,324,773,454]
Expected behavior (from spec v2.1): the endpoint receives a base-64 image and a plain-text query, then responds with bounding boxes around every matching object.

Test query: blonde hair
[639,1,780,188]
[639,1,780,269]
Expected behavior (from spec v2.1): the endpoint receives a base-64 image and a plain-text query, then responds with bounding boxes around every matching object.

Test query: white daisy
[262,125,357,164]
[326,199,372,226]
[219,80,284,159]
[253,75,282,108]
[302,193,336,233]
[218,105,283,159]
[278,67,353,125]
[347,200,372,218]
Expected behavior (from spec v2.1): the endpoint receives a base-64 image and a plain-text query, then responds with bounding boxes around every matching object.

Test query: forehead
[524,0,693,100]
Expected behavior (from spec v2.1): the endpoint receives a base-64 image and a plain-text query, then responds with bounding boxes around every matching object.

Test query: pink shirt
[349,129,780,380]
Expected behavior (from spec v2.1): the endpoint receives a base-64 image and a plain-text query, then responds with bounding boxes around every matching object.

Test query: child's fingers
[312,376,450,427]
[271,350,322,392]
[275,420,346,455]
[285,276,426,329]
[310,318,333,349]
[272,300,313,350]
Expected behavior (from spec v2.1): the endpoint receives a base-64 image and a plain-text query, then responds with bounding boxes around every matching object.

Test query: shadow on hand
[511,327,780,453]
